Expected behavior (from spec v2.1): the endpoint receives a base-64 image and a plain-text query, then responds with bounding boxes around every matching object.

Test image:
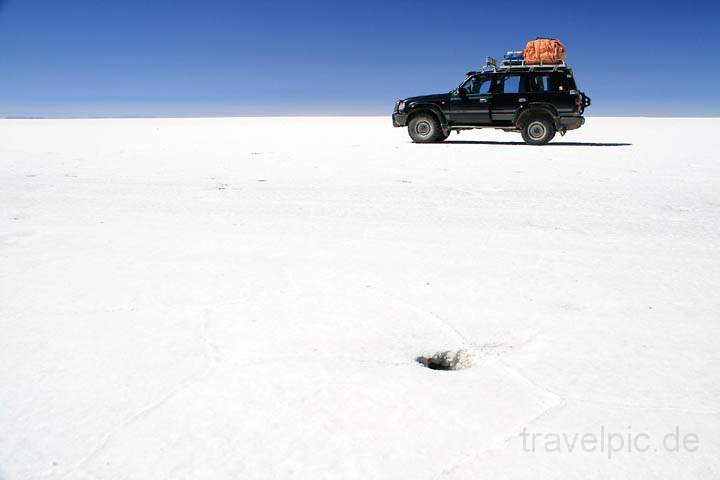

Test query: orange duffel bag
[523,38,566,64]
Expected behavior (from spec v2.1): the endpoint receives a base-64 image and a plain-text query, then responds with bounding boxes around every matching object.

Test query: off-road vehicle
[392,58,590,145]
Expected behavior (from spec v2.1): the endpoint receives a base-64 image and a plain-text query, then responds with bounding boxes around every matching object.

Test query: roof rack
[482,56,568,72]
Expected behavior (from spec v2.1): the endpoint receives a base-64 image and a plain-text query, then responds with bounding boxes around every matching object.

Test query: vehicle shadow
[443,140,632,147]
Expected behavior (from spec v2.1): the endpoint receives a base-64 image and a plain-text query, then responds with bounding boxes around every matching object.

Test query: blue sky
[0,0,718,117]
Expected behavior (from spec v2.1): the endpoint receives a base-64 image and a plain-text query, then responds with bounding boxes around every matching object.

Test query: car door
[449,75,492,125]
[523,72,575,113]
[490,73,523,124]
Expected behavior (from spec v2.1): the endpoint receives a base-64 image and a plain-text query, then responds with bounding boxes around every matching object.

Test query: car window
[529,74,550,92]
[463,76,492,94]
[497,75,521,94]
[549,72,574,91]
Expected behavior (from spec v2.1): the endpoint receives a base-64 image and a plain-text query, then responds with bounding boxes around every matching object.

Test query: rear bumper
[559,116,585,131]
[392,113,408,127]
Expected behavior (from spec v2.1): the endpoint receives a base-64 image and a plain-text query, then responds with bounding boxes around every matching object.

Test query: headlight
[396,100,406,112]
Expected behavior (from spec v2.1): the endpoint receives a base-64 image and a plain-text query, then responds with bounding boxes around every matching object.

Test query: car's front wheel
[408,113,442,143]
[521,117,556,145]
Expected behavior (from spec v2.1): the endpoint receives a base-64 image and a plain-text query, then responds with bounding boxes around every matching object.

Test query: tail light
[574,93,581,114]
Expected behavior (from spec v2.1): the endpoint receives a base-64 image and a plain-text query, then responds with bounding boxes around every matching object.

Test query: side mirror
[456,86,468,97]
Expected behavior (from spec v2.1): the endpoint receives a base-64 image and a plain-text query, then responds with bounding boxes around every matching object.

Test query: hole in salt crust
[416,349,472,371]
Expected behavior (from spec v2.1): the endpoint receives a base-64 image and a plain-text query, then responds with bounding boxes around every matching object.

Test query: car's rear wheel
[521,117,556,145]
[408,113,442,143]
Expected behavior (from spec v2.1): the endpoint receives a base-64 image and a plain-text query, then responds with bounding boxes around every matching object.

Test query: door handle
[478,98,488,103]
[518,98,527,103]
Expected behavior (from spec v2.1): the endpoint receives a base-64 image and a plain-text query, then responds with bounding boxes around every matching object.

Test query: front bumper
[559,116,585,131]
[392,113,408,127]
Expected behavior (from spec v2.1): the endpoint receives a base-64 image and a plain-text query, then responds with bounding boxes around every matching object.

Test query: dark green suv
[392,61,590,145]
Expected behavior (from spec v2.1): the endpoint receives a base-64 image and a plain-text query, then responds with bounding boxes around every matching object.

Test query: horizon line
[3,114,720,120]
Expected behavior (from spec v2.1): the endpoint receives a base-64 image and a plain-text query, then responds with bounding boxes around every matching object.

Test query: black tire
[438,130,451,142]
[408,113,442,143]
[521,117,556,145]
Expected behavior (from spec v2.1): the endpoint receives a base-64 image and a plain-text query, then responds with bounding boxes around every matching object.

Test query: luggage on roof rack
[523,37,566,65]
[504,50,524,61]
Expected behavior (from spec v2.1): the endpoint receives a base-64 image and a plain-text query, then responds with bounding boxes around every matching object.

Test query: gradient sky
[1,0,718,117]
